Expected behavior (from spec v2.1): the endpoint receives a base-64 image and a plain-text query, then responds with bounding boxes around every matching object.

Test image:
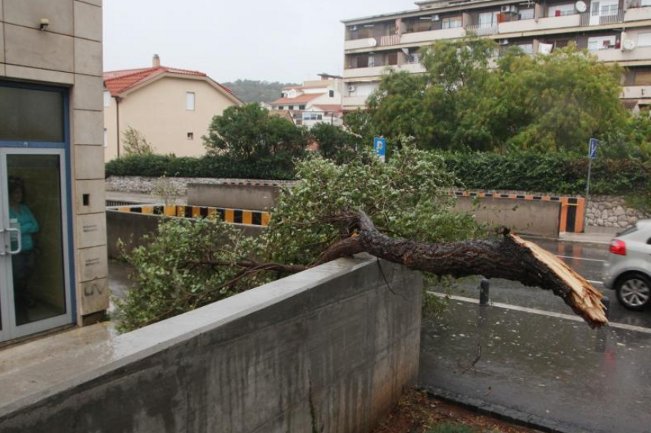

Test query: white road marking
[587,280,604,285]
[428,292,651,335]
[556,255,605,263]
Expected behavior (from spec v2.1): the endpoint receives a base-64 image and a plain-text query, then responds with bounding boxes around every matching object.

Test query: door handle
[0,228,4,256]
[6,227,21,255]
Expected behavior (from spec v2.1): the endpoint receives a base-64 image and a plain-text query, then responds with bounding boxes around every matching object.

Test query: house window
[299,105,306,110]
[103,91,111,107]
[329,90,335,97]
[548,3,575,16]
[186,92,195,111]
[442,16,462,28]
[278,105,284,110]
[187,132,194,140]
[289,105,295,110]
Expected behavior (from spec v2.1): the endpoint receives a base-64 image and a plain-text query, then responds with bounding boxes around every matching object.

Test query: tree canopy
[203,103,307,160]
[367,38,630,154]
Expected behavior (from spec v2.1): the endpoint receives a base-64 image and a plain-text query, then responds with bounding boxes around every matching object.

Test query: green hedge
[106,152,649,196]
[105,154,296,180]
[443,152,650,195]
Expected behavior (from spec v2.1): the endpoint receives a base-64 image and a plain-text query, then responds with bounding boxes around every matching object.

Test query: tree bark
[326,211,607,328]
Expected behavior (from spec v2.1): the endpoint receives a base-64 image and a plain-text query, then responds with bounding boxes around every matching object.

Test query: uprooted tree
[114,145,607,332]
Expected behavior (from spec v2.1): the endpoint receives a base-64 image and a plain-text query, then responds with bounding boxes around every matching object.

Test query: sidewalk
[558,226,620,245]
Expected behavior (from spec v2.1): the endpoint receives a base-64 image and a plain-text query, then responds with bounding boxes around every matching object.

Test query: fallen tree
[115,146,607,331]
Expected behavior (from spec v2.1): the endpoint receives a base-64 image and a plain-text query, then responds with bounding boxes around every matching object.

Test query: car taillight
[609,239,627,256]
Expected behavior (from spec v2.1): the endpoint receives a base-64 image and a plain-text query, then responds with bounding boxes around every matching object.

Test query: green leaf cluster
[367,38,636,154]
[443,151,650,195]
[106,153,296,180]
[114,217,269,332]
[265,145,484,266]
[203,103,308,160]
[114,145,483,331]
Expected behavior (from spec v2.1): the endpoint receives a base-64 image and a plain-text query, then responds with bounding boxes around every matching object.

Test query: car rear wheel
[616,273,651,311]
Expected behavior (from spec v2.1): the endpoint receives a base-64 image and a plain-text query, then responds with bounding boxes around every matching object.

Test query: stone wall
[106,176,295,195]
[586,195,651,228]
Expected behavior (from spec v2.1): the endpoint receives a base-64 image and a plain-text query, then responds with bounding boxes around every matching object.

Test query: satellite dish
[575,1,587,12]
[623,39,636,51]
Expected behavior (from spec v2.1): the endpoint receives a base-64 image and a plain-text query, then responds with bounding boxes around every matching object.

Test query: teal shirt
[9,204,39,252]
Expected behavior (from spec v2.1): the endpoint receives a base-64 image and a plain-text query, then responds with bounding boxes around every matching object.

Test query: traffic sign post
[585,138,599,232]
[373,137,386,162]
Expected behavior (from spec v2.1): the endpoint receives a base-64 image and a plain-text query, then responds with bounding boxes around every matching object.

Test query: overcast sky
[103,0,418,84]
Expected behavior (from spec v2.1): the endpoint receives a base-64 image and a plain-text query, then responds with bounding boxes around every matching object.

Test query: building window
[519,8,535,19]
[187,132,194,140]
[478,11,498,27]
[278,105,284,110]
[587,35,616,50]
[329,90,335,97]
[517,43,534,54]
[548,3,575,16]
[103,91,111,107]
[289,105,295,110]
[0,84,65,143]
[638,32,651,46]
[442,16,462,28]
[186,92,195,111]
[299,105,306,110]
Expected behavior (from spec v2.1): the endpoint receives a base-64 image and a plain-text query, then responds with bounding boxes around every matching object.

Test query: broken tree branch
[345,210,607,327]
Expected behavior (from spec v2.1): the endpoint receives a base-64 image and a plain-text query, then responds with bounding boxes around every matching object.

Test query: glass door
[0,149,72,342]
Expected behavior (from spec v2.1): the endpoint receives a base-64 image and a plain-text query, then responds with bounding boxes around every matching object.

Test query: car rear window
[616,225,638,237]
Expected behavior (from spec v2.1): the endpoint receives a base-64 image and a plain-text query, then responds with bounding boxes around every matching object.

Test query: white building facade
[342,0,651,111]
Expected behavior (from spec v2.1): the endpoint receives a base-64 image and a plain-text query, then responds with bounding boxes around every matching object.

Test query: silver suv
[603,219,651,310]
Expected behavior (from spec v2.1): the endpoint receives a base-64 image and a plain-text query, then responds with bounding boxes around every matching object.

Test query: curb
[420,386,592,433]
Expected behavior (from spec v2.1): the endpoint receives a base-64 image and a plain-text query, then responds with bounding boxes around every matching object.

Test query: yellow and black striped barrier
[112,205,271,227]
[453,191,585,233]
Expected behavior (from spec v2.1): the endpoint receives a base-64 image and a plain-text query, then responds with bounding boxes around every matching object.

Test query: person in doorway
[8,176,39,313]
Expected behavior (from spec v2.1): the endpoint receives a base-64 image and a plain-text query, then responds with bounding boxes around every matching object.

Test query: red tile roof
[104,65,208,96]
[271,93,323,105]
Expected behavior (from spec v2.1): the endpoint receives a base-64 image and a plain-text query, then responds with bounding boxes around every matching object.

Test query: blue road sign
[588,138,599,159]
[373,137,386,162]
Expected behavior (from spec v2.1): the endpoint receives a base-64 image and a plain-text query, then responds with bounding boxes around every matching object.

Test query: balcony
[342,95,369,109]
[465,24,498,36]
[344,37,378,50]
[624,6,651,22]
[498,14,581,34]
[343,63,427,79]
[621,85,651,99]
[400,27,466,44]
[593,45,651,62]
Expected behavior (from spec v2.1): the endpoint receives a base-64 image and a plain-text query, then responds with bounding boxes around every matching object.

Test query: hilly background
[223,79,300,104]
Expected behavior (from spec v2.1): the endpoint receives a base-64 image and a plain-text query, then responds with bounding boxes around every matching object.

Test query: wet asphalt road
[420,238,651,433]
[432,237,651,329]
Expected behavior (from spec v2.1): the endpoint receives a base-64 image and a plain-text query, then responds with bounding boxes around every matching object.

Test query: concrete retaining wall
[0,256,422,433]
[453,196,561,237]
[106,210,264,258]
[187,183,281,210]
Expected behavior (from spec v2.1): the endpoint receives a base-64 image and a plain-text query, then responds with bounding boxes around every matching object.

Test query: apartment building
[342,0,651,111]
[270,74,344,127]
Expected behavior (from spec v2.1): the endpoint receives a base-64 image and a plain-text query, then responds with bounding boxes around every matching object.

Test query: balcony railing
[465,24,498,36]
[379,34,401,47]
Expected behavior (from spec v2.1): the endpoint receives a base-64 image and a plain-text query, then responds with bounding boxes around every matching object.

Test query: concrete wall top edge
[0,255,380,416]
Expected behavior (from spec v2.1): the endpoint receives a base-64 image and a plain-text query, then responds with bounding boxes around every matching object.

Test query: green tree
[122,126,154,156]
[367,38,627,153]
[310,123,358,163]
[499,45,626,153]
[203,103,308,160]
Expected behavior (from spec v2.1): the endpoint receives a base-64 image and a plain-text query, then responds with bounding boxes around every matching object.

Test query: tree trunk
[319,211,607,328]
